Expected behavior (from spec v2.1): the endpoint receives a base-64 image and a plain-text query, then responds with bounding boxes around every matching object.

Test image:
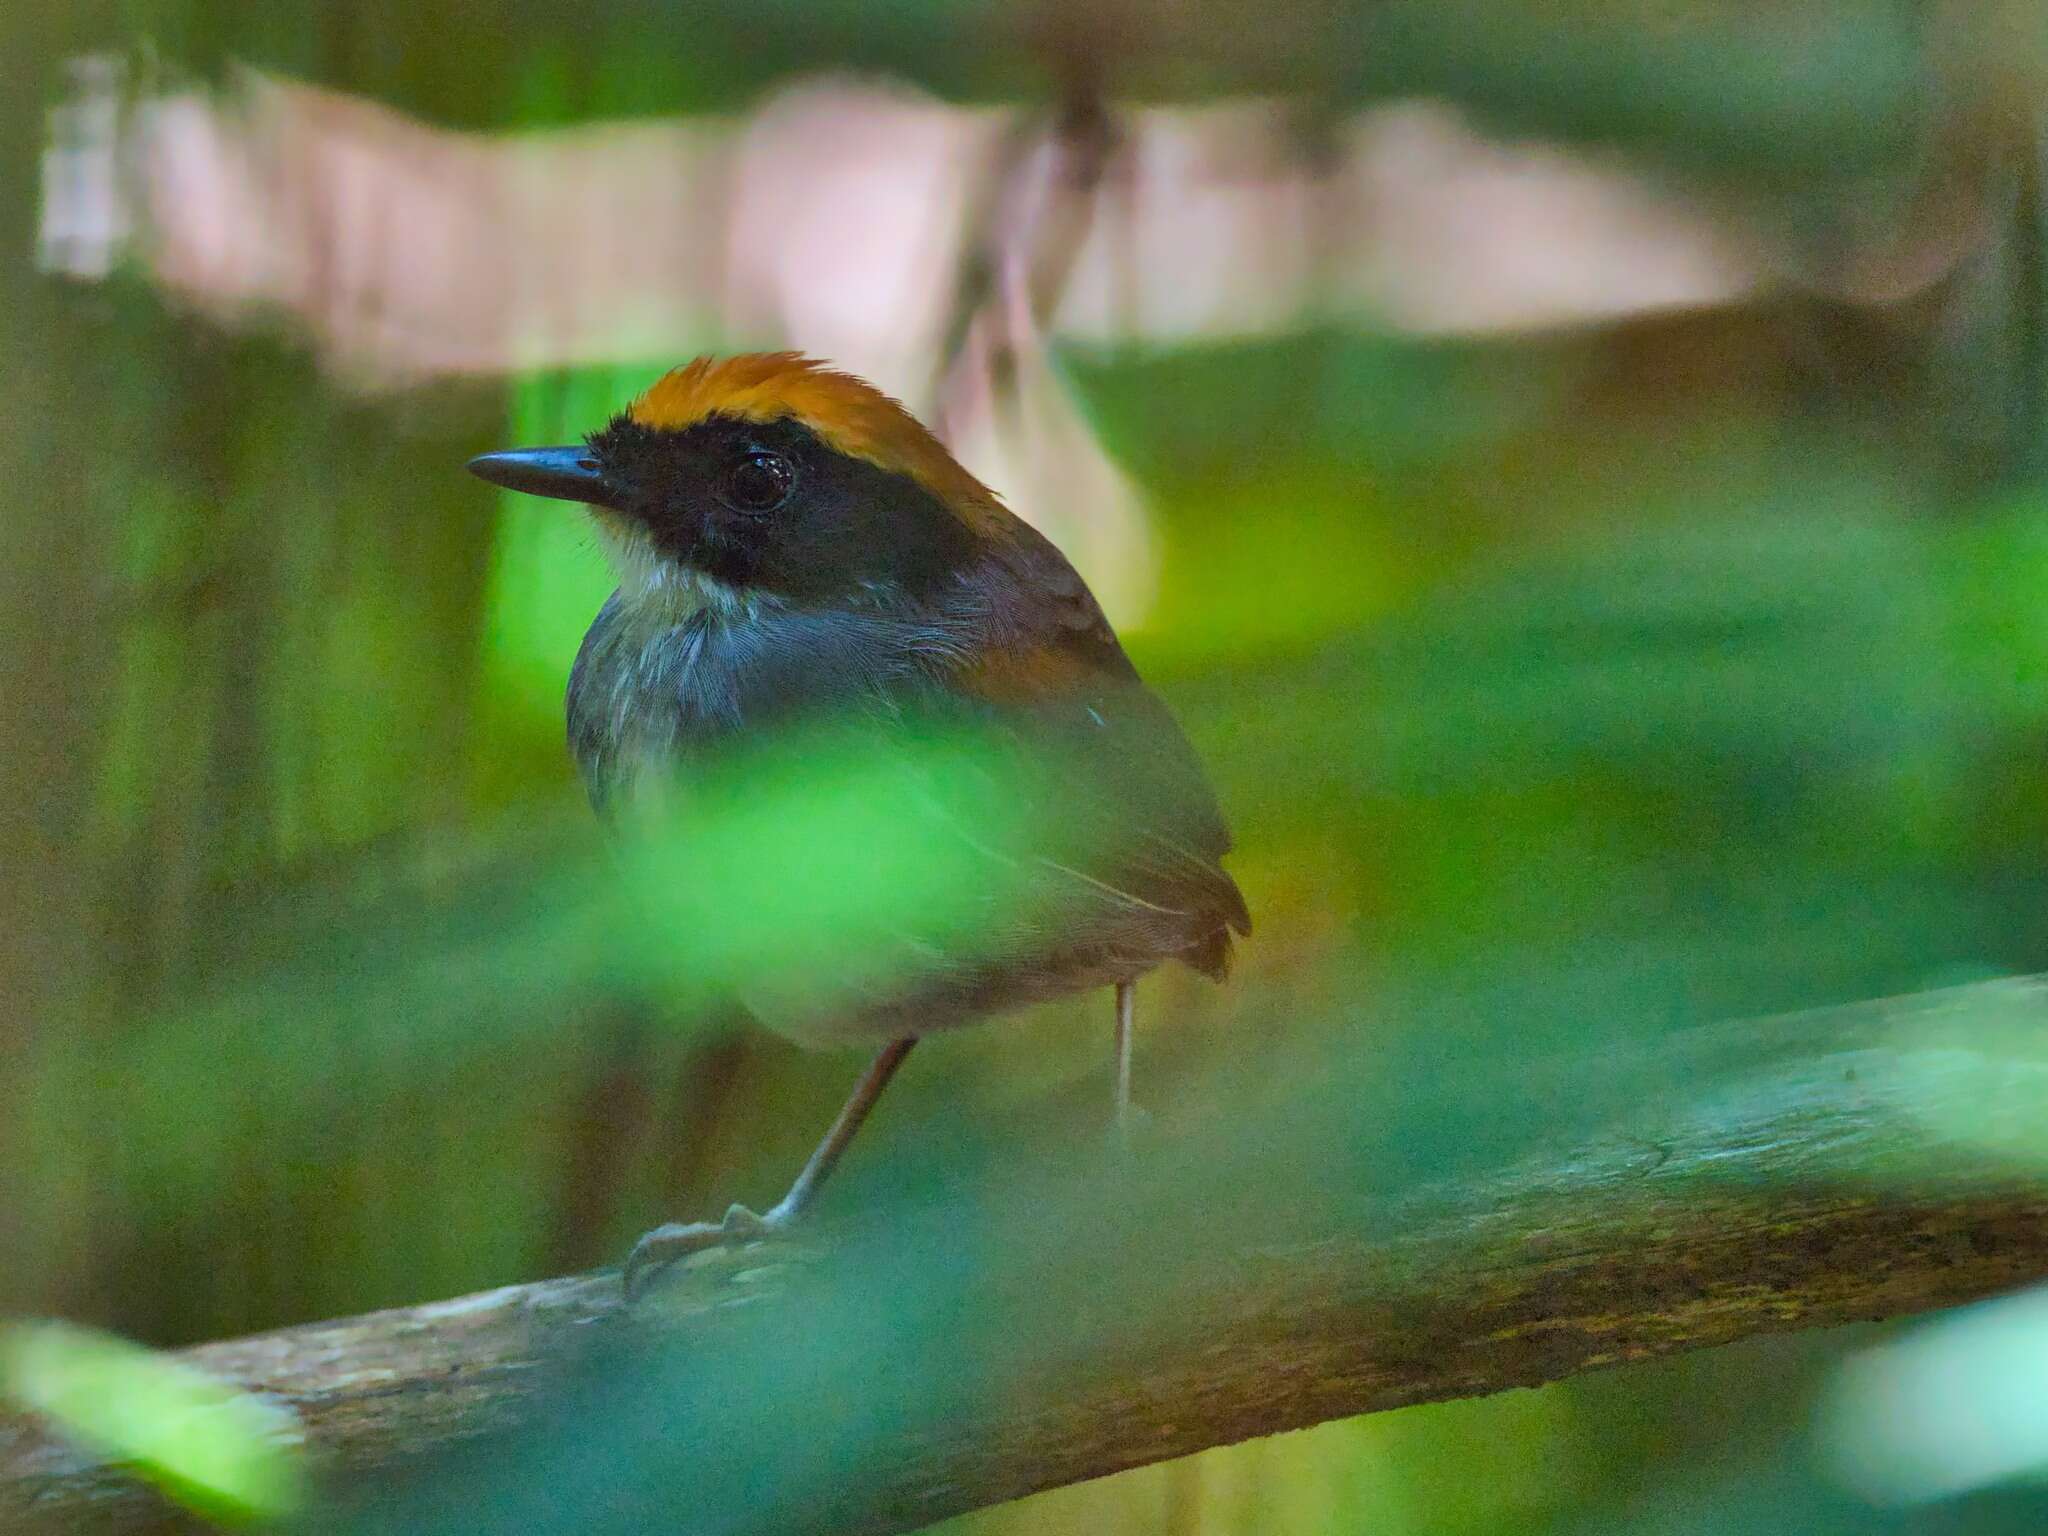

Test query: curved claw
[621,1204,781,1300]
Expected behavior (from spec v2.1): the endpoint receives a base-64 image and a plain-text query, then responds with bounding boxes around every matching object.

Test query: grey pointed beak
[466,446,624,509]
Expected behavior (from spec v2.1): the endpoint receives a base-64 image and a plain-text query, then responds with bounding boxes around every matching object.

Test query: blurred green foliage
[2,1322,303,1523]
[9,0,2048,1533]
[118,0,1931,187]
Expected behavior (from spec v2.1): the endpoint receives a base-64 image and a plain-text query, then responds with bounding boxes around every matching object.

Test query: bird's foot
[622,1202,789,1300]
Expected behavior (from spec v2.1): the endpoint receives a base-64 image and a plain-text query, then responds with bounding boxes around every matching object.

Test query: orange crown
[628,353,1008,534]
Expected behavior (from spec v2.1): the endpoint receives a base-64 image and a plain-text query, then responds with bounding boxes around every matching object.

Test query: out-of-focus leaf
[0,1321,305,1524]
[50,714,1056,1210]
[1819,1287,2048,1509]
[1890,991,2048,1174]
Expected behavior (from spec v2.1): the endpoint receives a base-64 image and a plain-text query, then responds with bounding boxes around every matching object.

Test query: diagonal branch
[7,978,2048,1535]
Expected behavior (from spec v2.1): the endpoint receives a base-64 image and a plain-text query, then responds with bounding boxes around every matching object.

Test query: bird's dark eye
[722,450,794,514]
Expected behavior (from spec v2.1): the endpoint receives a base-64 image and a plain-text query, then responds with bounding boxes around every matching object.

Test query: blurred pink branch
[43,64,1773,387]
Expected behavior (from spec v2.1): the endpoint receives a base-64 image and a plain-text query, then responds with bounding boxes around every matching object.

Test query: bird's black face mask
[470,414,982,606]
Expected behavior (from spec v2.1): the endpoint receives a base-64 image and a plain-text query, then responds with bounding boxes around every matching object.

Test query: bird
[467,353,1248,1295]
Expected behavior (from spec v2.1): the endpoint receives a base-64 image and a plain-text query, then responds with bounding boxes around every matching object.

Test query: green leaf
[1,1320,306,1524]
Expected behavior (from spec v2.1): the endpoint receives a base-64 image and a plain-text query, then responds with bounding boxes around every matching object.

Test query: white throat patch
[591,515,763,623]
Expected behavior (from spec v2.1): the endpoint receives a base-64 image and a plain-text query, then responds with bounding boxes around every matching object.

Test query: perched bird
[468,353,1248,1294]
